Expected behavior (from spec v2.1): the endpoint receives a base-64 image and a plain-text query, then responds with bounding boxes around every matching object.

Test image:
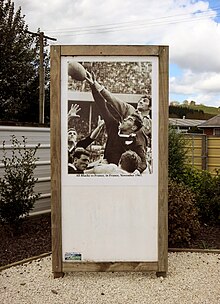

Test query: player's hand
[68,103,81,118]
[86,71,104,92]
[85,71,96,85]
[97,115,105,128]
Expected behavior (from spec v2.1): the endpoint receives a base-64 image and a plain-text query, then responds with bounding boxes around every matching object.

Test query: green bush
[168,179,200,247]
[181,166,220,225]
[168,127,220,225]
[212,171,220,224]
[0,135,40,234]
[168,126,188,181]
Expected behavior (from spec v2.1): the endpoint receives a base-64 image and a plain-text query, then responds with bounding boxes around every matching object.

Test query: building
[198,115,220,136]
[169,118,206,133]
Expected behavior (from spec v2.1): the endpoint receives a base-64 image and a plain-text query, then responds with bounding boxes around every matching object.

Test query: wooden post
[156,46,169,277]
[39,32,45,124]
[50,45,63,278]
[26,30,57,124]
[201,135,208,170]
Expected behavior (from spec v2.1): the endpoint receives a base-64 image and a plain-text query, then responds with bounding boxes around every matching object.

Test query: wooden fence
[184,134,220,174]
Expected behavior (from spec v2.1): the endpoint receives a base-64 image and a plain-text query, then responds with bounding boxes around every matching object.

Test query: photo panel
[50,45,168,276]
[62,56,159,186]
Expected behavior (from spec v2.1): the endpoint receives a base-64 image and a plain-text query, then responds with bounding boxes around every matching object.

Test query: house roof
[169,118,206,127]
[198,115,220,128]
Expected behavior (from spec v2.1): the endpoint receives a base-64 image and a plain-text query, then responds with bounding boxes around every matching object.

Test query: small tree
[0,135,40,234]
[0,0,50,123]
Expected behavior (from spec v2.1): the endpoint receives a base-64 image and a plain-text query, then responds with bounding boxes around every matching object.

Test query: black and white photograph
[66,60,153,177]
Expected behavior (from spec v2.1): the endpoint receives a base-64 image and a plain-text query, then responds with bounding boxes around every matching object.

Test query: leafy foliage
[0,135,40,233]
[168,179,200,247]
[168,128,219,232]
[168,126,188,180]
[180,167,220,225]
[0,0,50,123]
[212,171,220,224]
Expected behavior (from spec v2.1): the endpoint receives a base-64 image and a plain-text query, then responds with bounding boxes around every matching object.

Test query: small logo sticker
[65,252,82,261]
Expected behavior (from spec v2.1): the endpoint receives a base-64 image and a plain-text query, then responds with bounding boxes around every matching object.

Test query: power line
[46,7,220,32]
[44,6,220,36]
[44,12,220,38]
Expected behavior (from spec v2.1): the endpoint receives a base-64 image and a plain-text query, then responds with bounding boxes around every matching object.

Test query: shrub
[168,179,200,247]
[181,166,220,225]
[0,135,40,234]
[212,171,220,225]
[168,126,188,181]
[168,126,219,226]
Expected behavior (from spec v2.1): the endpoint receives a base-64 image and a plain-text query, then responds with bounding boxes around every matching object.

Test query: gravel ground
[0,252,220,304]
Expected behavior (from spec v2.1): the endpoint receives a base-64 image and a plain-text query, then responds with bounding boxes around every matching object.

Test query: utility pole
[26,30,57,124]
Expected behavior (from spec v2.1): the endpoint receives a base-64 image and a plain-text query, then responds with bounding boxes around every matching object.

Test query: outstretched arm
[86,71,115,125]
[86,71,136,119]
[90,116,105,140]
[100,87,136,120]
[76,117,104,150]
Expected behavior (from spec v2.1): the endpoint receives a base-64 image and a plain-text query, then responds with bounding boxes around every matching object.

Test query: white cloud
[14,0,220,107]
[170,70,220,106]
[161,18,220,73]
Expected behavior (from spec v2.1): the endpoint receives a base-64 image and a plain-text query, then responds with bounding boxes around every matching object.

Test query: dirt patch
[187,225,220,250]
[0,213,219,267]
[0,213,51,267]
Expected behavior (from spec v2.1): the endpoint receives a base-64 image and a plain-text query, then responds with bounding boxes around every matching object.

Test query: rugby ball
[68,62,87,81]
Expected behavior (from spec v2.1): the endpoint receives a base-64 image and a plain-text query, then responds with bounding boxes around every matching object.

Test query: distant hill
[185,104,220,116]
[169,104,220,120]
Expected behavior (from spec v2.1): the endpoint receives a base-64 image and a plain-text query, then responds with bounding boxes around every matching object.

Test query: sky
[14,0,220,108]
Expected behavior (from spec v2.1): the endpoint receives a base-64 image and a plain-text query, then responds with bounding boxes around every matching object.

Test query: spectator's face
[119,115,136,133]
[137,97,150,112]
[74,154,90,171]
[68,130,77,144]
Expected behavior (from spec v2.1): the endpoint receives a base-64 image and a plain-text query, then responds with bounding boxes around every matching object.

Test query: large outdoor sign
[50,45,169,277]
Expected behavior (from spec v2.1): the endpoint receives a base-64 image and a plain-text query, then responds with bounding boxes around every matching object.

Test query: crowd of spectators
[68,61,152,96]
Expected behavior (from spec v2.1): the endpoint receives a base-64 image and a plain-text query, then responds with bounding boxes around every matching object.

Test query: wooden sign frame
[50,45,169,278]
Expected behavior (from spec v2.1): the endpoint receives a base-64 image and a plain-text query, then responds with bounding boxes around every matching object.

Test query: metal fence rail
[0,126,51,215]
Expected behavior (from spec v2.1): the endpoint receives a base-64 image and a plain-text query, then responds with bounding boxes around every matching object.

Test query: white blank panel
[62,186,158,262]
